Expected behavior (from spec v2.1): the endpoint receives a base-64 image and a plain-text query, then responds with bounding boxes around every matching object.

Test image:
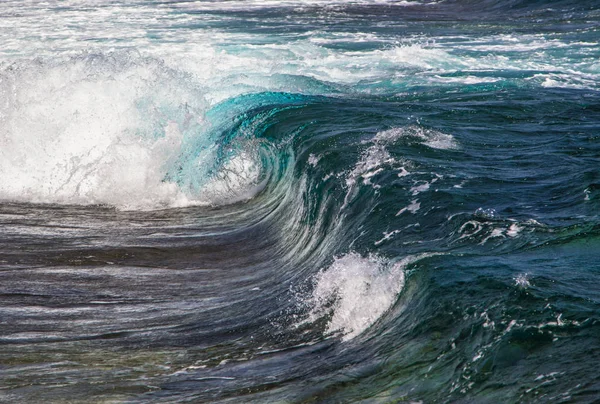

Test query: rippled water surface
[1,0,600,402]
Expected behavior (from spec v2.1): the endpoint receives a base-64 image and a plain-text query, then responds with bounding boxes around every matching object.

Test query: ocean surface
[1,0,599,402]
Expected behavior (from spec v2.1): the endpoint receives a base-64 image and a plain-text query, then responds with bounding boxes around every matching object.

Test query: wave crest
[0,53,280,210]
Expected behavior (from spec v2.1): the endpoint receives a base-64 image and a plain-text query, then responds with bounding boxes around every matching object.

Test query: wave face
[1,1,600,402]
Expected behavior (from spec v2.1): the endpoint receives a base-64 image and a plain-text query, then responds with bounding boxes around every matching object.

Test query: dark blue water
[1,0,599,402]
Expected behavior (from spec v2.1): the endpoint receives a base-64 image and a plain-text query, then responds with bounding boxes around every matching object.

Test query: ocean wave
[0,53,299,210]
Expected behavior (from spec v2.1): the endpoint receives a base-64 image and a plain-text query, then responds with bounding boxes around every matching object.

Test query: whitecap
[308,252,426,341]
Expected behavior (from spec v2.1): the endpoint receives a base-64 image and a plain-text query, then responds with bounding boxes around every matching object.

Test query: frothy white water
[0,55,263,210]
[199,149,267,206]
[308,252,424,341]
[1,57,183,209]
[346,143,396,188]
[375,126,459,150]
[2,0,597,93]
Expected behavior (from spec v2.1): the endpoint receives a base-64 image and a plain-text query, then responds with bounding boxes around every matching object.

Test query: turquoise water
[1,1,599,402]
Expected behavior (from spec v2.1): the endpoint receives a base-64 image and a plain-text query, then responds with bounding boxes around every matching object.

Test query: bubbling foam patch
[375,125,458,150]
[308,252,425,341]
[0,54,265,210]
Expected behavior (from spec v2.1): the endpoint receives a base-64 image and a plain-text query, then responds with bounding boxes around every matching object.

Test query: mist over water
[1,0,600,402]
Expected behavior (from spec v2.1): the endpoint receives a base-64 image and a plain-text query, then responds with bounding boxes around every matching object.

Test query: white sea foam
[410,181,431,195]
[346,144,395,188]
[479,228,506,244]
[308,252,424,341]
[431,75,501,85]
[506,223,522,238]
[515,273,531,288]
[396,199,421,215]
[199,150,266,205]
[1,61,178,209]
[308,153,321,167]
[374,229,402,245]
[0,56,264,210]
[375,126,459,150]
[1,1,596,95]
[536,73,598,90]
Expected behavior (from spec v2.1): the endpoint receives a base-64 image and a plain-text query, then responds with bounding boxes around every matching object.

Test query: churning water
[1,0,600,402]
